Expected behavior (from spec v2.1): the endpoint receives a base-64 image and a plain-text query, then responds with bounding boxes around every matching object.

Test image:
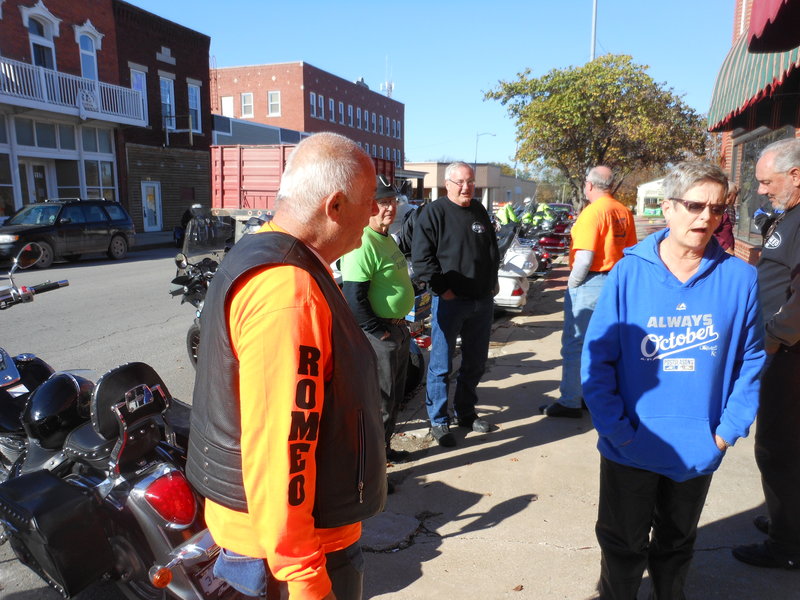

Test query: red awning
[748,0,800,52]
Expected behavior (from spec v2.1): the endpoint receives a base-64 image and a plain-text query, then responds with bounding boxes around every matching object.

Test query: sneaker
[539,402,582,419]
[386,448,410,463]
[431,424,456,447]
[457,414,491,433]
[732,542,800,569]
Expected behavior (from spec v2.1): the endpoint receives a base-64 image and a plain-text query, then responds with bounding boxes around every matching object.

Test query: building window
[130,69,148,124]
[160,77,175,130]
[241,92,253,118]
[392,119,397,138]
[318,94,324,119]
[310,92,316,117]
[379,116,384,136]
[77,34,98,80]
[397,121,401,139]
[347,104,353,127]
[28,18,56,69]
[221,96,234,117]
[363,109,369,131]
[371,113,377,133]
[379,146,384,159]
[372,144,376,156]
[188,84,201,133]
[268,91,281,116]
[329,98,335,122]
[356,107,362,129]
[338,101,344,124]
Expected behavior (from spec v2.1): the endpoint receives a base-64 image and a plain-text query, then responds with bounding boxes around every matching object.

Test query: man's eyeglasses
[669,198,727,217]
[447,178,475,188]
[376,197,397,206]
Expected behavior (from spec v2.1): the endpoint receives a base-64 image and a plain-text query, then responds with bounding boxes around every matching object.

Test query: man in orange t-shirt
[188,133,383,600]
[540,166,637,418]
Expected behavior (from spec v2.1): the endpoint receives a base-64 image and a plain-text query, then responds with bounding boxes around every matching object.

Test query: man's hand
[714,434,730,451]
[440,289,456,300]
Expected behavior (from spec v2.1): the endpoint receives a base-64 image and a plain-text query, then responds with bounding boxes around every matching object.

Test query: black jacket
[186,231,386,528]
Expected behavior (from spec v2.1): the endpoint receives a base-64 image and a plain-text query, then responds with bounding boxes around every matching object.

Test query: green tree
[485,55,705,200]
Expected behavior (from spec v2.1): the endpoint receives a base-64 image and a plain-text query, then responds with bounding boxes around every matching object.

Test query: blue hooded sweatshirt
[581,229,764,482]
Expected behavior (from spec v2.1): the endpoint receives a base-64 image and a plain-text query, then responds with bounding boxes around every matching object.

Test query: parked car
[0,198,135,268]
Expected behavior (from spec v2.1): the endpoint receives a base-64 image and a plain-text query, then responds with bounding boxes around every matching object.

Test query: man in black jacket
[733,138,800,570]
[412,162,500,447]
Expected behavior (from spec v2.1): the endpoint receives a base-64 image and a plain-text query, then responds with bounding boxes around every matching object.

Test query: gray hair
[586,166,615,191]
[663,161,728,200]
[444,161,474,181]
[275,132,371,219]
[760,138,800,173]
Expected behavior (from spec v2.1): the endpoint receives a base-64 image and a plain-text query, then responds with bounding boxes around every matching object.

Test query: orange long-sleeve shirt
[204,228,360,600]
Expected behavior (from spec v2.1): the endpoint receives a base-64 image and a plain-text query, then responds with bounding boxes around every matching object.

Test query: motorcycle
[170,208,235,367]
[0,243,69,481]
[0,244,234,599]
[494,223,538,311]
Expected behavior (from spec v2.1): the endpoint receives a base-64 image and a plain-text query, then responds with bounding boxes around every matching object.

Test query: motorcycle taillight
[144,472,197,526]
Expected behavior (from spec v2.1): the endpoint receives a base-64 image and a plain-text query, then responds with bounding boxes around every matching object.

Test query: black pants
[367,321,410,447]
[596,457,712,600]
[755,351,800,560]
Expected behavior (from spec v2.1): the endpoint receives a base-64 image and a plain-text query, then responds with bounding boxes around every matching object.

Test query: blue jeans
[559,272,607,408]
[426,295,494,426]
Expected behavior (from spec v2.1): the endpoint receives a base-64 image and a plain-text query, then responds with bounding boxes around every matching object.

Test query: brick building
[112,0,211,232]
[0,0,210,232]
[211,62,405,168]
[708,0,800,259]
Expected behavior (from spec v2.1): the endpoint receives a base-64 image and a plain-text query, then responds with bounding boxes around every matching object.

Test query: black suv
[0,199,136,268]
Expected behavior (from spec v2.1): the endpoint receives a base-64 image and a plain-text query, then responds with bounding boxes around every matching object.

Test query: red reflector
[511,288,524,297]
[144,472,196,525]
[414,334,432,349]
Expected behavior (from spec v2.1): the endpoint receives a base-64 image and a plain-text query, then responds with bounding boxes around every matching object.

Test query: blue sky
[127,0,735,167]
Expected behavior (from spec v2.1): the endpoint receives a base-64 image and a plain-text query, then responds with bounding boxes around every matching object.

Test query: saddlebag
[0,470,113,597]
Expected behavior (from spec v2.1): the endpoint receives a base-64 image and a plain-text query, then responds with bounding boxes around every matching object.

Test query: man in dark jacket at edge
[412,161,500,447]
[186,132,386,599]
[733,138,800,570]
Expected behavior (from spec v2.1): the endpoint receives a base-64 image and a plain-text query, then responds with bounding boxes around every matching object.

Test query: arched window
[79,34,97,80]
[29,17,55,69]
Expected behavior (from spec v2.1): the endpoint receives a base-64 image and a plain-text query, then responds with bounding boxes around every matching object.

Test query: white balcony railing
[0,56,145,126]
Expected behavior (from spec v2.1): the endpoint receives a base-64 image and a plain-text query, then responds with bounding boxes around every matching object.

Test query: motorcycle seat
[63,421,115,471]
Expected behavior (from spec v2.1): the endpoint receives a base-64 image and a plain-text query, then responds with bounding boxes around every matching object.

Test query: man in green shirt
[341,177,416,465]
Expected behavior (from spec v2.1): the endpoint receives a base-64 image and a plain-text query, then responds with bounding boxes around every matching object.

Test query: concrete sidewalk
[361,259,798,599]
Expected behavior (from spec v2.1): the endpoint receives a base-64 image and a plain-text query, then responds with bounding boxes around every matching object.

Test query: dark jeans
[367,321,410,447]
[755,351,800,559]
[596,457,712,600]
[425,295,494,426]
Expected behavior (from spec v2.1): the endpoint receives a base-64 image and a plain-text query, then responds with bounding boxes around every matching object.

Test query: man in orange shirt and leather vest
[186,133,386,600]
[540,165,637,418]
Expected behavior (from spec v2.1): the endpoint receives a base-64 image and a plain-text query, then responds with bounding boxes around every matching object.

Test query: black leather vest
[186,231,386,528]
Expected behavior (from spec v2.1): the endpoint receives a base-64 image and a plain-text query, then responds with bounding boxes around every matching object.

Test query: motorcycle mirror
[174,253,188,270]
[15,243,43,270]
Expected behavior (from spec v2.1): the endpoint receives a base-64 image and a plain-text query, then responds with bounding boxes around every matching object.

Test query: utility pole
[590,0,597,61]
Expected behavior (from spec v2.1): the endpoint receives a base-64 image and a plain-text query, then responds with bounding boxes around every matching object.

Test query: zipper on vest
[357,410,365,503]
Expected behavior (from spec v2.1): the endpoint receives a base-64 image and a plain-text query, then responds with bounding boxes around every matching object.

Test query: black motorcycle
[0,243,69,480]
[170,208,235,367]
[0,244,235,600]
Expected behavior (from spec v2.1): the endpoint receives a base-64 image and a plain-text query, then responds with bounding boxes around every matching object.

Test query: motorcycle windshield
[183,209,234,261]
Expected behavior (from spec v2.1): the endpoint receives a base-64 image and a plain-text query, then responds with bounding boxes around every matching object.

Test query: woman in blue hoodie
[582,161,764,599]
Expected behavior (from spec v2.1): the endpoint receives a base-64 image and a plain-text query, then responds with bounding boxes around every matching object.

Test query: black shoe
[754,515,770,535]
[387,478,395,495]
[732,542,800,569]
[456,414,490,433]
[431,424,456,447]
[539,402,582,418]
[386,448,410,463]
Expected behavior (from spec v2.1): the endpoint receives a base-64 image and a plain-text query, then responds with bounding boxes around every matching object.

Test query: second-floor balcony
[0,56,146,127]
